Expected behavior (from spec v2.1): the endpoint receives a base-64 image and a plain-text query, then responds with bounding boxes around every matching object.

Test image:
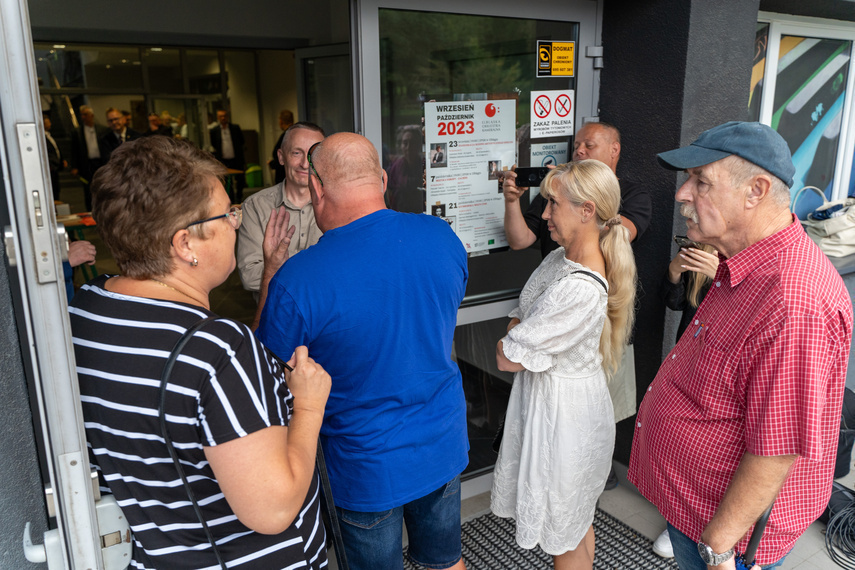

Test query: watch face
[697,542,734,566]
[697,542,714,564]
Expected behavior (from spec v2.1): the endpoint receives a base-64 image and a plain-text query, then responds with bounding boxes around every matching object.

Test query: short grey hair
[722,155,790,207]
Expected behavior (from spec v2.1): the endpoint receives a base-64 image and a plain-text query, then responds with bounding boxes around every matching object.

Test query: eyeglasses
[186,206,242,230]
[307,141,323,187]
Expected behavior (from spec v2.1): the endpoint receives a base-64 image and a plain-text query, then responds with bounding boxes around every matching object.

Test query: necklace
[149,278,208,308]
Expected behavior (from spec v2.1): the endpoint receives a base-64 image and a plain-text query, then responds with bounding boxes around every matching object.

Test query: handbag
[792,186,855,257]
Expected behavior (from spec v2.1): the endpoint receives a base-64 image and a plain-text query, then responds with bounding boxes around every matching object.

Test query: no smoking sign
[530,90,575,139]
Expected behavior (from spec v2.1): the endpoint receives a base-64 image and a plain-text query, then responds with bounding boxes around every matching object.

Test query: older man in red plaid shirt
[629,122,853,570]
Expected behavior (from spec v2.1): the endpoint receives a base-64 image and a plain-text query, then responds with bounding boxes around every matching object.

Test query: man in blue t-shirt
[256,132,469,570]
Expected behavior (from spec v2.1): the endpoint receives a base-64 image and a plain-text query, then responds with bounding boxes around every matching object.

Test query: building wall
[600,0,761,462]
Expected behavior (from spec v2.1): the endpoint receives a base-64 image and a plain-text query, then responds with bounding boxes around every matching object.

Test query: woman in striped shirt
[70,136,330,569]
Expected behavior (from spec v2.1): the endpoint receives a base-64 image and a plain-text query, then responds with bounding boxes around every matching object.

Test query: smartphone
[673,235,702,249]
[514,167,550,187]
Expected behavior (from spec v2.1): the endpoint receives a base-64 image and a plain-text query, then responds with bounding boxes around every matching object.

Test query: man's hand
[68,240,96,267]
[262,206,296,282]
[285,346,331,416]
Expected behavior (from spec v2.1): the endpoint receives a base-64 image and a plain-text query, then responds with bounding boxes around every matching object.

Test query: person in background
[630,121,852,570]
[492,159,636,570]
[385,124,425,213]
[210,109,246,203]
[63,240,96,300]
[43,111,65,201]
[70,136,330,568]
[143,112,173,137]
[99,107,141,163]
[70,105,108,211]
[238,122,325,297]
[270,109,295,184]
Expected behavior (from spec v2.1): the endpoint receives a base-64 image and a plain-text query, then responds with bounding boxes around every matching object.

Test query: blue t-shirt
[257,209,469,511]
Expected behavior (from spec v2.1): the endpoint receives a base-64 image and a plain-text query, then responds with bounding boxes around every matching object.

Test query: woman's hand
[506,318,521,333]
[668,247,719,283]
[679,247,719,280]
[496,338,525,372]
[285,346,330,416]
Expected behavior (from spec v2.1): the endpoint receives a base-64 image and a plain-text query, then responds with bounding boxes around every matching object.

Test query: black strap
[158,316,227,569]
[316,440,350,570]
[265,350,350,570]
[572,269,608,293]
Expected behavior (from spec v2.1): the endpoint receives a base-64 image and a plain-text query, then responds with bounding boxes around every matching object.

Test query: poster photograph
[424,99,516,254]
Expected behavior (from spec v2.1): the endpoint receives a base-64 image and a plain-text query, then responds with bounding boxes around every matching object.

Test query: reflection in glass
[35,44,143,91]
[303,53,353,135]
[747,23,769,121]
[385,125,425,213]
[145,48,182,93]
[455,318,514,478]
[770,36,850,215]
[378,9,578,212]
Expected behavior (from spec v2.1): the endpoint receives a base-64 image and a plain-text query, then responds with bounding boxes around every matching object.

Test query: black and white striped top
[69,276,327,569]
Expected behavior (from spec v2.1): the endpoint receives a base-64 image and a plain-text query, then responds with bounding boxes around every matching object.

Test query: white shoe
[652,529,674,558]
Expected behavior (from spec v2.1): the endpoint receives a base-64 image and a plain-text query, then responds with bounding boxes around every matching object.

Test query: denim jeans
[668,523,788,570]
[337,475,462,570]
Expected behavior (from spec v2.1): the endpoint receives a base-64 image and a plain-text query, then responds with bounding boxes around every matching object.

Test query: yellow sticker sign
[537,40,575,77]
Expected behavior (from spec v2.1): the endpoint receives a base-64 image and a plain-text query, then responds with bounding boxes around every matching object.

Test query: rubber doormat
[404,509,679,569]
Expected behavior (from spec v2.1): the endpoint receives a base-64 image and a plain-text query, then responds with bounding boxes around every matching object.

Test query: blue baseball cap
[657,121,795,188]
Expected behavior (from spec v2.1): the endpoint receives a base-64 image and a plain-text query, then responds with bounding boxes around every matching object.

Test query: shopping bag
[792,186,855,257]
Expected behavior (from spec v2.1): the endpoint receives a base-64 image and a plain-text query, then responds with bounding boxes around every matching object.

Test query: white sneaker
[652,529,674,558]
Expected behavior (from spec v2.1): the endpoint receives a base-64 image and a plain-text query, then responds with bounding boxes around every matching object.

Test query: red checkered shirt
[629,218,852,564]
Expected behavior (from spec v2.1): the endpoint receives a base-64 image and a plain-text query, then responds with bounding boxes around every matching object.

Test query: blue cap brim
[657,145,732,171]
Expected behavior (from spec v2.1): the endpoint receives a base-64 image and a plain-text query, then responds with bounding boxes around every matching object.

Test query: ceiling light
[52,44,65,49]
[150,47,163,52]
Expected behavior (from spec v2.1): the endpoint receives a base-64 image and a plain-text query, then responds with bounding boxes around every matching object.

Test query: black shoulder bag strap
[158,316,227,569]
[266,351,350,570]
[572,269,608,293]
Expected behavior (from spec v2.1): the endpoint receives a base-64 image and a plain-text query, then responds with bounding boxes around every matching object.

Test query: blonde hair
[686,243,716,308]
[541,160,637,375]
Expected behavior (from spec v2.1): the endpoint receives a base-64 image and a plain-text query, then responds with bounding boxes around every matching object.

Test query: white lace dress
[491,248,615,555]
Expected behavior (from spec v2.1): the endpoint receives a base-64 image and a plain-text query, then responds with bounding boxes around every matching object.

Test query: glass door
[354,0,602,487]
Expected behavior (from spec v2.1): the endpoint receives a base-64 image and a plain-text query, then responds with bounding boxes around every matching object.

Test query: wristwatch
[697,541,734,566]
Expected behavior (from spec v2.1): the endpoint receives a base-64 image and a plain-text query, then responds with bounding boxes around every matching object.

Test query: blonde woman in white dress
[491,159,637,570]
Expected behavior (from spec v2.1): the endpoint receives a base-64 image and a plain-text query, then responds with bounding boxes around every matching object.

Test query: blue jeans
[668,523,788,570]
[337,475,462,570]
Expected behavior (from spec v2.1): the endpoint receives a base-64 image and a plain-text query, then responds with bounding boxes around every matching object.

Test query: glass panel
[767,36,851,216]
[747,23,769,121]
[379,9,580,480]
[224,51,260,166]
[454,318,514,478]
[152,98,208,148]
[35,44,143,91]
[186,49,221,95]
[144,48,183,93]
[303,54,353,135]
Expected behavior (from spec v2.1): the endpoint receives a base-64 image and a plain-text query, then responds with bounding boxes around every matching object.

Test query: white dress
[491,248,615,556]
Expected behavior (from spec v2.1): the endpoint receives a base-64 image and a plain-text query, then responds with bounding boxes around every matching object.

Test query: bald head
[309,132,387,231]
[572,122,621,172]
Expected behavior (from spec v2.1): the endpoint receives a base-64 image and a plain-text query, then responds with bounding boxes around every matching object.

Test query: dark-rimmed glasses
[307,141,323,187]
[186,206,242,230]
